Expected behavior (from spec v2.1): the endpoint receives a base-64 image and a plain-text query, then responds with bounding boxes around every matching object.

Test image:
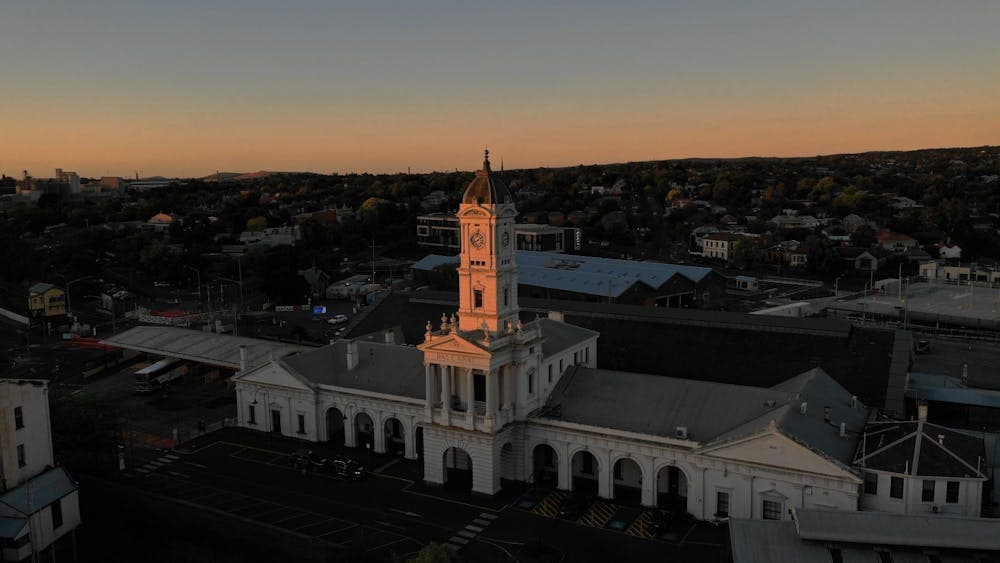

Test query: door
[271,410,282,434]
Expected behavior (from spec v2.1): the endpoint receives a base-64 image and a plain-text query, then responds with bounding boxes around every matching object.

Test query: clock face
[470,230,486,249]
[502,231,510,247]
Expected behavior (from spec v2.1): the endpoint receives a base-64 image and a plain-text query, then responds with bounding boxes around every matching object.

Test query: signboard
[312,305,327,315]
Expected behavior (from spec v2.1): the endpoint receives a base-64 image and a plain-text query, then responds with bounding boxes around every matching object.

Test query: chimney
[839,422,846,438]
[346,341,359,370]
[548,311,564,323]
[239,345,248,374]
[800,402,808,415]
[917,400,928,422]
[384,328,394,344]
[937,434,945,445]
[824,406,832,423]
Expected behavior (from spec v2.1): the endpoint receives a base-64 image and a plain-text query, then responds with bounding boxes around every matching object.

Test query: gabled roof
[854,420,986,478]
[0,467,76,516]
[537,366,866,466]
[411,251,716,298]
[101,326,307,369]
[529,317,597,357]
[28,282,56,294]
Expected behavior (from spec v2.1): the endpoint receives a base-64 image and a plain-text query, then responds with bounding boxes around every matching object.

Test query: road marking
[472,518,491,526]
[448,536,469,545]
[457,530,476,539]
[367,537,409,552]
[373,459,399,474]
[478,512,497,520]
[319,523,359,538]
[465,525,483,533]
[134,467,149,473]
[183,461,208,468]
[146,460,164,467]
[271,512,308,525]
[166,471,190,478]
[164,454,180,460]
[156,457,174,463]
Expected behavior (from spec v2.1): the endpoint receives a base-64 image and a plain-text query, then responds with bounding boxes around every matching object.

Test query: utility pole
[898,263,903,303]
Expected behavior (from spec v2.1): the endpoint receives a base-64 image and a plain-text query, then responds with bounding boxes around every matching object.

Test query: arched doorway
[656,465,689,512]
[532,443,559,488]
[612,458,643,505]
[442,447,473,491]
[354,412,374,450]
[415,427,424,463]
[325,407,345,447]
[499,443,516,488]
[383,417,405,457]
[571,450,599,496]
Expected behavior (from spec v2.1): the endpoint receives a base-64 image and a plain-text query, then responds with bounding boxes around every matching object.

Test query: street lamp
[64,275,96,324]
[834,275,844,298]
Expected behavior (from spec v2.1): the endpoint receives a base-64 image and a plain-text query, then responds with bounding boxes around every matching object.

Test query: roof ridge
[919,429,985,478]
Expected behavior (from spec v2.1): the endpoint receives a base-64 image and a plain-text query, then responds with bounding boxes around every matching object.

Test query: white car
[328,314,349,325]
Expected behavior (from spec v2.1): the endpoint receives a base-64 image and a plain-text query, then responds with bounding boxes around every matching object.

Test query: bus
[134,357,188,394]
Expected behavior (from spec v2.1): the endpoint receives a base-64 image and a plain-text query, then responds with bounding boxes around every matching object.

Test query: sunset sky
[1,0,997,178]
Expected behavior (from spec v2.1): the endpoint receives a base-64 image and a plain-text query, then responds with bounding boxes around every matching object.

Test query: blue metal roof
[411,251,715,298]
[906,372,1000,409]
[0,467,77,516]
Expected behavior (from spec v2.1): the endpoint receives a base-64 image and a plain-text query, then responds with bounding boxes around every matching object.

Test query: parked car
[328,314,349,325]
[291,449,330,472]
[330,457,365,479]
[557,493,591,520]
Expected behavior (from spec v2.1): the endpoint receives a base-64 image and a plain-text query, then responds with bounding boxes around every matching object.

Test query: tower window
[474,290,483,308]
[503,287,509,308]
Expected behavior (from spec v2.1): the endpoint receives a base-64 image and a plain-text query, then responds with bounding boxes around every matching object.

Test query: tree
[729,238,757,270]
[246,216,267,232]
[409,543,458,563]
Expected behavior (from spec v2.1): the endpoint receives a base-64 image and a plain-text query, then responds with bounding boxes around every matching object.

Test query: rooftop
[462,150,512,206]
[281,340,425,399]
[102,326,309,370]
[0,467,76,516]
[854,420,986,478]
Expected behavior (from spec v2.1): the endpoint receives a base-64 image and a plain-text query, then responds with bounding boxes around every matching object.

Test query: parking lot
[111,431,725,562]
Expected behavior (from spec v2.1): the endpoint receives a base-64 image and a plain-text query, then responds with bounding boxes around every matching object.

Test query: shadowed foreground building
[234,153,878,521]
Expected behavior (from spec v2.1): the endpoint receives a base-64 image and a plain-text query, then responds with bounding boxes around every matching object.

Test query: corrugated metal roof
[102,326,308,369]
[281,340,426,399]
[729,519,830,563]
[411,251,715,298]
[793,509,1000,550]
[0,467,76,516]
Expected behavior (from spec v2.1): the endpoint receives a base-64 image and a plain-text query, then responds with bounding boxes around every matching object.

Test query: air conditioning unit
[675,426,689,440]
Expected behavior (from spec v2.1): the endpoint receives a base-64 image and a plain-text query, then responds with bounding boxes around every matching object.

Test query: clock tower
[456,150,519,335]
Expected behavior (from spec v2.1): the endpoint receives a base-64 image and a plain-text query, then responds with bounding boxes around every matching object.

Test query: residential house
[875,231,918,252]
[837,247,884,272]
[27,284,65,319]
[145,212,178,232]
[937,242,963,260]
[919,260,1000,284]
[0,380,81,562]
[703,232,743,262]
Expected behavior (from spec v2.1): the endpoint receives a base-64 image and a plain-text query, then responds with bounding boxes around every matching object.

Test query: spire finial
[482,148,491,173]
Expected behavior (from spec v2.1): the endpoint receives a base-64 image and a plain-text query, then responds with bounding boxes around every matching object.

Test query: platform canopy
[102,326,308,370]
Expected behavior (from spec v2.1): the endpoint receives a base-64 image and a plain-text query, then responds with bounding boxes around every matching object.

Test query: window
[921,480,935,502]
[559,359,563,373]
[503,287,509,308]
[890,476,903,499]
[581,454,593,475]
[16,444,25,468]
[865,472,878,495]
[14,406,23,430]
[762,499,782,520]
[51,498,63,529]
[271,410,282,434]
[946,481,959,504]
[585,347,589,364]
[297,414,306,435]
[614,462,623,480]
[829,548,843,563]
[474,289,483,308]
[547,364,553,383]
[716,491,730,517]
[248,405,256,425]
[877,551,892,563]
[573,351,579,364]
[528,372,535,395]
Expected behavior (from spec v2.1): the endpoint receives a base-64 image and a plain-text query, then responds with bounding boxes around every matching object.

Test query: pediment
[237,362,313,391]
[701,432,857,481]
[419,333,492,359]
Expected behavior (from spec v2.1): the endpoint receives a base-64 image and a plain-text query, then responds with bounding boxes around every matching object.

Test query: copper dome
[462,150,513,205]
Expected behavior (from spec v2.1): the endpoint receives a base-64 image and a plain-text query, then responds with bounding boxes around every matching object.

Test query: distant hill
[200,171,288,182]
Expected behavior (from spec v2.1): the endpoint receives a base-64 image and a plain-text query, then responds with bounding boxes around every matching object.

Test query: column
[557,444,571,491]
[640,458,656,507]
[466,369,475,426]
[344,406,356,448]
[404,417,417,460]
[373,415,386,454]
[424,363,435,411]
[440,365,451,413]
[597,450,612,499]
[486,368,498,420]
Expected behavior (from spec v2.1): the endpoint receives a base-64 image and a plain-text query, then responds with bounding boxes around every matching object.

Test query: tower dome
[461,149,512,205]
